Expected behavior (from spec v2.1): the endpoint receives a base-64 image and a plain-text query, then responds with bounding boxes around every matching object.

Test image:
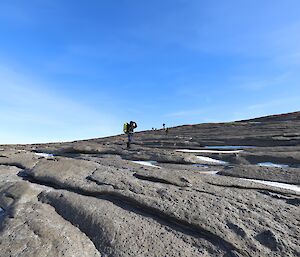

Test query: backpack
[123,122,129,133]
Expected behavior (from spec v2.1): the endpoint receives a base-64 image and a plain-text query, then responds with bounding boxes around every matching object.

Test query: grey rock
[0,111,299,256]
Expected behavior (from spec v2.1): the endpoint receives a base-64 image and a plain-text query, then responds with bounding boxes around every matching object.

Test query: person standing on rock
[124,121,137,148]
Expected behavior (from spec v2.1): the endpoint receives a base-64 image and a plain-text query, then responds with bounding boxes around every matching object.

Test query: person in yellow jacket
[123,121,137,148]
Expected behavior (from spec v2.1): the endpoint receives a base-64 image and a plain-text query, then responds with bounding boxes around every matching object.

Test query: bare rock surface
[0,182,100,257]
[0,150,39,170]
[220,165,300,185]
[0,111,300,256]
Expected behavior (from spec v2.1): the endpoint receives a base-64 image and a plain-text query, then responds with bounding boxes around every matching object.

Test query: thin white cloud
[0,64,120,144]
[234,73,292,91]
[0,2,31,23]
[274,51,300,66]
[166,109,206,118]
[229,96,300,122]
[247,97,300,111]
[0,1,61,24]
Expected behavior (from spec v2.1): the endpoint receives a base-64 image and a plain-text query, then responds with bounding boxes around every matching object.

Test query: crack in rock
[20,173,246,257]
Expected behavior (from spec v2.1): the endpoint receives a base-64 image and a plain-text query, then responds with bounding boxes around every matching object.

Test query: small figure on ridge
[123,121,137,148]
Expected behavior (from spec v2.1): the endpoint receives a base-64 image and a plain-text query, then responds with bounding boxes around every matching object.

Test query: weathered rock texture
[0,111,299,256]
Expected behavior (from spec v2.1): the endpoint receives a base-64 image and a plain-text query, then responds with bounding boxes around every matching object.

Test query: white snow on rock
[197,156,228,165]
[199,170,220,175]
[0,207,4,215]
[131,161,161,169]
[243,178,300,192]
[176,149,242,154]
[257,162,289,168]
[204,146,254,149]
[35,153,54,158]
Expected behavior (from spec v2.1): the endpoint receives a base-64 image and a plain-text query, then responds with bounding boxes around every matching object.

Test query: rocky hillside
[0,112,299,256]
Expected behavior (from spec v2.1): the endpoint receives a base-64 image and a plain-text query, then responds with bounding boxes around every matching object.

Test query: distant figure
[163,123,166,129]
[165,127,169,134]
[123,121,137,148]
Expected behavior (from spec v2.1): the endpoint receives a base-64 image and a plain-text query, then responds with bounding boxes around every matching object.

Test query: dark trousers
[127,133,133,148]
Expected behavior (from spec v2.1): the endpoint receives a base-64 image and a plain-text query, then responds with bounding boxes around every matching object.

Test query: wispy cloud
[234,73,292,91]
[274,51,300,66]
[0,1,62,24]
[229,96,300,122]
[0,64,119,144]
[247,96,300,111]
[0,2,31,23]
[166,109,206,118]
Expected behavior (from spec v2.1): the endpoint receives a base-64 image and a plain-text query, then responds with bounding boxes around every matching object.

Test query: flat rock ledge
[0,148,299,257]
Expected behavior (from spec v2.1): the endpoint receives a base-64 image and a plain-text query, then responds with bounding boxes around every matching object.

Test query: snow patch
[131,161,161,169]
[35,153,54,158]
[199,170,220,175]
[205,146,254,149]
[243,179,300,192]
[177,149,242,154]
[257,162,289,168]
[197,156,228,165]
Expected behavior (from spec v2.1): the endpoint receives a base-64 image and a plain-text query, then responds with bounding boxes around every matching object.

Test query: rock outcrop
[0,112,299,256]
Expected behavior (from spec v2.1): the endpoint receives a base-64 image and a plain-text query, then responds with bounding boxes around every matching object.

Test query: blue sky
[1,0,300,144]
